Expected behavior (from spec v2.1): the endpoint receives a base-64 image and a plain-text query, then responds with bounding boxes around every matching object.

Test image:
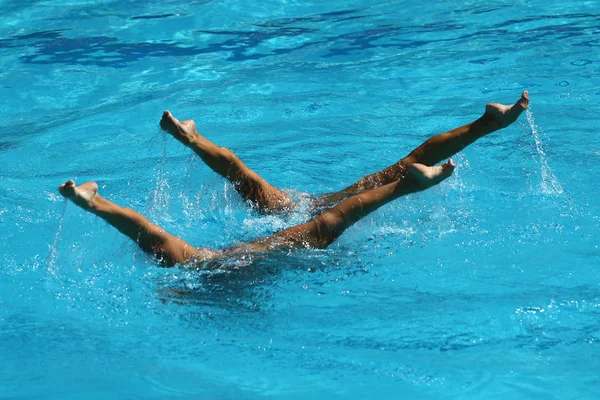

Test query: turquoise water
[1,0,600,398]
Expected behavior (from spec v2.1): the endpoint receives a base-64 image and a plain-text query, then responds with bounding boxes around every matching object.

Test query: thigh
[152,232,218,266]
[233,168,294,213]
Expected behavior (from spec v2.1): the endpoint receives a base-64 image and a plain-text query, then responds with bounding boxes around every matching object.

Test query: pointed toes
[441,159,456,177]
[60,179,75,189]
[58,179,76,195]
[160,110,176,129]
[519,91,530,109]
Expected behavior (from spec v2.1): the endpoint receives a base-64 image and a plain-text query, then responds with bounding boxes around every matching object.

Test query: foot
[484,91,529,128]
[58,180,99,210]
[408,159,455,190]
[160,111,199,146]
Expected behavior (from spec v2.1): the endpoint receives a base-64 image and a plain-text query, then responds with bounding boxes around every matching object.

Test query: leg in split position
[160,112,293,213]
[318,91,529,206]
[58,160,454,267]
[160,92,527,212]
[58,180,220,266]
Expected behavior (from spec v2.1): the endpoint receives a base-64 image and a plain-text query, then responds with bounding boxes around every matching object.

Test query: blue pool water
[1,0,600,398]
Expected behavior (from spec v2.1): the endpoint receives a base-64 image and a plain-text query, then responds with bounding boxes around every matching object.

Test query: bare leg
[160,111,293,213]
[319,92,529,206]
[58,180,219,267]
[229,160,455,254]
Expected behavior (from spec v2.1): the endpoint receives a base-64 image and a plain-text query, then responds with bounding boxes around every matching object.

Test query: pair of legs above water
[59,92,529,267]
[159,91,528,210]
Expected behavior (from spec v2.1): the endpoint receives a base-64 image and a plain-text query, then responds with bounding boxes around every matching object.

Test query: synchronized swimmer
[59,91,529,267]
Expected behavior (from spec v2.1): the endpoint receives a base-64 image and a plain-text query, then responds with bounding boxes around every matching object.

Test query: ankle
[87,195,106,213]
[477,113,502,131]
[181,131,201,147]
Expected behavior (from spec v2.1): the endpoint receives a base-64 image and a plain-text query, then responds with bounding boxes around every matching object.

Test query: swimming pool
[1,0,599,398]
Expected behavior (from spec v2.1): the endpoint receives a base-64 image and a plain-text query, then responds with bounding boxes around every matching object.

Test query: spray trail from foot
[47,201,68,276]
[147,129,173,221]
[525,109,563,196]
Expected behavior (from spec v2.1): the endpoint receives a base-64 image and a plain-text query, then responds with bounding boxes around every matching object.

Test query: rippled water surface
[1,0,599,398]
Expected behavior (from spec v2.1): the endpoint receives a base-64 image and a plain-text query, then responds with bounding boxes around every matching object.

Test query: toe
[518,91,529,109]
[440,159,456,177]
[58,180,75,195]
[160,111,179,130]
[59,179,74,189]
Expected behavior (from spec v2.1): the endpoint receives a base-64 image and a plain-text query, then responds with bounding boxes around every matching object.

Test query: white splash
[46,202,67,277]
[147,131,173,221]
[525,109,563,196]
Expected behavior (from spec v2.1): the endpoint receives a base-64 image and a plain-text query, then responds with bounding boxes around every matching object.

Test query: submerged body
[59,92,529,267]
